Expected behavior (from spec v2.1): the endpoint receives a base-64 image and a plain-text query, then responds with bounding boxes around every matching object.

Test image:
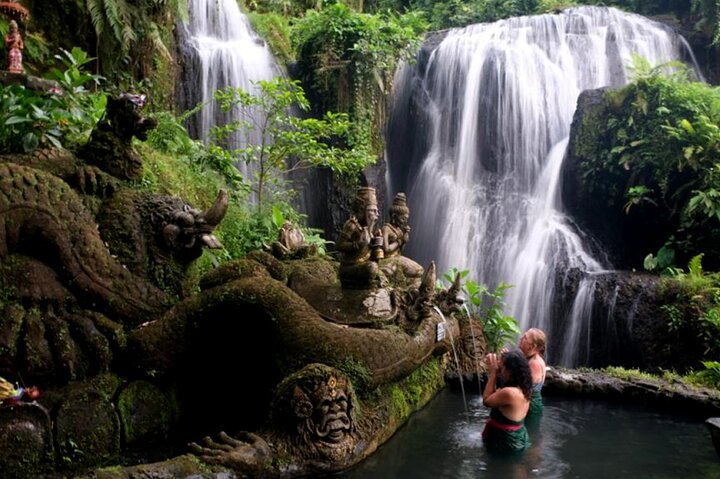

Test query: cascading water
[386,6,700,366]
[180,0,280,175]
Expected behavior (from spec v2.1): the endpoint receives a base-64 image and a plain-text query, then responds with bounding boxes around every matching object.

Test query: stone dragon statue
[0,92,476,479]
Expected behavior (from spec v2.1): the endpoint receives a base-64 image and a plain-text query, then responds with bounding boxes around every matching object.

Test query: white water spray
[387,7,699,366]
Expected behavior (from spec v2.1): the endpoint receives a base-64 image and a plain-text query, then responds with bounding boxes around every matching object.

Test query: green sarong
[482,409,530,454]
[528,389,543,417]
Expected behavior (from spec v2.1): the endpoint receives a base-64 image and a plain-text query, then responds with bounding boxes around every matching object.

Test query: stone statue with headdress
[336,187,383,289]
[379,192,423,282]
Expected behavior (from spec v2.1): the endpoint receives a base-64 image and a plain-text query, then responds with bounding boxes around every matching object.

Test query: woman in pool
[519,328,546,417]
[482,349,532,453]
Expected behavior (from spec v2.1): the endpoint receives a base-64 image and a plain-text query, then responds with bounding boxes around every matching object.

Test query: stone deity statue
[379,192,423,281]
[336,187,383,289]
[382,192,410,257]
[5,20,23,74]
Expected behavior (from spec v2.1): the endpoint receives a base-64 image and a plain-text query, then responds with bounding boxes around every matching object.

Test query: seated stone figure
[380,192,423,281]
[336,187,383,289]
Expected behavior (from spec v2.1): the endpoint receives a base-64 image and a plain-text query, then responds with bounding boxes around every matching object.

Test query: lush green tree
[210,77,374,209]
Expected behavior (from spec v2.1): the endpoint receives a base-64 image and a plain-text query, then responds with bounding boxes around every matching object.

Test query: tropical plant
[643,244,676,273]
[438,268,520,353]
[689,360,720,388]
[661,254,720,359]
[576,55,720,267]
[0,48,106,153]
[211,77,374,209]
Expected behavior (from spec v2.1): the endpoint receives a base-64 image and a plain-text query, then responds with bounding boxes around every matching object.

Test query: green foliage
[85,0,187,82]
[576,56,720,266]
[146,111,200,156]
[247,0,321,18]
[139,108,326,267]
[211,77,374,209]
[438,268,519,353]
[601,366,656,382]
[292,3,425,154]
[0,48,106,153]
[643,244,675,273]
[691,0,720,45]
[660,254,720,358]
[247,12,294,64]
[689,361,720,388]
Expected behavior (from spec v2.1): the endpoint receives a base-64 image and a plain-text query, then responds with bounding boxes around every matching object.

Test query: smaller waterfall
[181,0,280,175]
[559,277,596,366]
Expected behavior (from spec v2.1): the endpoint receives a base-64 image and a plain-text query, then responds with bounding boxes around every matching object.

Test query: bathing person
[519,328,546,417]
[482,350,532,453]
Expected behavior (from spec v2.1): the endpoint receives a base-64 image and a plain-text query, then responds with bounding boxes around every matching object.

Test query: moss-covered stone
[0,403,55,479]
[117,380,175,447]
[54,382,121,470]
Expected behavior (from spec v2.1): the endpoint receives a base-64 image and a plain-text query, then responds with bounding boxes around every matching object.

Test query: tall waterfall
[386,6,699,366]
[180,0,280,170]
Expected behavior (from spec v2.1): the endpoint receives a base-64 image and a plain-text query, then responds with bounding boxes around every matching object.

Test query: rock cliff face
[561,87,671,270]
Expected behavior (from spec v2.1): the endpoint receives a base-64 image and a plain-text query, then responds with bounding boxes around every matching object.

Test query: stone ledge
[0,71,60,92]
[544,367,720,418]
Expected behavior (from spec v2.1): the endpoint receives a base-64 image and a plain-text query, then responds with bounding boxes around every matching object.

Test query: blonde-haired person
[518,328,546,417]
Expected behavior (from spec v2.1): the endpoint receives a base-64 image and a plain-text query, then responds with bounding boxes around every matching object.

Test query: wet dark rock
[705,418,720,458]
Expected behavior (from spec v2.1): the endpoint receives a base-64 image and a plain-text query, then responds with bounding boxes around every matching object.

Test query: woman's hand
[485,352,499,375]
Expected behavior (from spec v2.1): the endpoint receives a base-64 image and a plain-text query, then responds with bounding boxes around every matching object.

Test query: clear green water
[338,389,720,479]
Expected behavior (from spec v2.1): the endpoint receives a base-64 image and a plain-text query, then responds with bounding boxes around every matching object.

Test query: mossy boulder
[54,384,121,469]
[117,380,176,447]
[0,403,54,479]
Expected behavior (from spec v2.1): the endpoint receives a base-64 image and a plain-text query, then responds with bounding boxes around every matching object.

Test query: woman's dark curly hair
[501,349,533,400]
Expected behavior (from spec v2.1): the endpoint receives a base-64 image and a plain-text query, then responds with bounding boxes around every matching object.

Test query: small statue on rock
[270,221,317,260]
[336,187,383,289]
[5,20,23,74]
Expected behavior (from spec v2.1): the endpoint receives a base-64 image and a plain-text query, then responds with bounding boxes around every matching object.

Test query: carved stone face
[364,205,378,227]
[280,366,356,462]
[308,377,352,445]
[392,212,409,228]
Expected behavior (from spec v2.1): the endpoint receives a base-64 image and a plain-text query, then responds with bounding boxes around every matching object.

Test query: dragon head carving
[161,189,229,259]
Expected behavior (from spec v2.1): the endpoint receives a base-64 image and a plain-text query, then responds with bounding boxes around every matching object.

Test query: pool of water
[338,388,720,479]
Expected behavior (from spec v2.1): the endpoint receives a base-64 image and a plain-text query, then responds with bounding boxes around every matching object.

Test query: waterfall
[386,6,699,366]
[180,0,280,175]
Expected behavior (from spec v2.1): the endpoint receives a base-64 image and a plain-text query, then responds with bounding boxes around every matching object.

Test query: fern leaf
[86,0,106,36]
[147,22,172,61]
